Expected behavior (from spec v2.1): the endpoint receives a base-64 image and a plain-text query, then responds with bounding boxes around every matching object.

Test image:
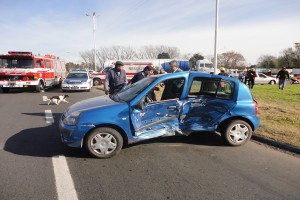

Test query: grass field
[251,84,300,147]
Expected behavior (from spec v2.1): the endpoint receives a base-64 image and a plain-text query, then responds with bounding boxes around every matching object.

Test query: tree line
[257,43,300,69]
[66,42,300,71]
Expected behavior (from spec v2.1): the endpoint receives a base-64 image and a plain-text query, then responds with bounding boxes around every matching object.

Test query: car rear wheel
[93,78,101,86]
[85,127,123,158]
[221,120,252,146]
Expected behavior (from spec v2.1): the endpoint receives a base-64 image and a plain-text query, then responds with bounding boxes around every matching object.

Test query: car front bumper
[61,83,91,91]
[59,118,94,148]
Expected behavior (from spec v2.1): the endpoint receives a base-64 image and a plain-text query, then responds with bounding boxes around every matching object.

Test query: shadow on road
[3,112,91,158]
[4,112,225,158]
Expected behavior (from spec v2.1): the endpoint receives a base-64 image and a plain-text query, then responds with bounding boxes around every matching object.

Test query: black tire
[221,120,252,146]
[269,80,276,85]
[2,87,10,93]
[93,78,101,86]
[85,127,123,158]
[35,81,44,92]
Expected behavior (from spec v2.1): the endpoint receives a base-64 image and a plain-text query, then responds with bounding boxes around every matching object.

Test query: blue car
[59,71,259,158]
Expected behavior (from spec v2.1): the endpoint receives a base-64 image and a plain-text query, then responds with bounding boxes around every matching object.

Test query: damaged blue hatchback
[59,71,259,158]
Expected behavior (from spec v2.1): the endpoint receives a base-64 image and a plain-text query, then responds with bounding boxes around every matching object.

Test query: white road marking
[45,110,54,124]
[52,156,78,200]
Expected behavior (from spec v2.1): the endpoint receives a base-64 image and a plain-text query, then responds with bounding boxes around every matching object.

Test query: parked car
[61,70,92,92]
[59,71,260,158]
[255,73,277,85]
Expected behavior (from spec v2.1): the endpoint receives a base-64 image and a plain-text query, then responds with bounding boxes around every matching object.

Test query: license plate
[8,82,16,86]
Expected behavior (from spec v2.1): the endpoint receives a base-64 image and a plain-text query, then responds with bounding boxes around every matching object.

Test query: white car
[255,73,277,85]
[62,70,93,92]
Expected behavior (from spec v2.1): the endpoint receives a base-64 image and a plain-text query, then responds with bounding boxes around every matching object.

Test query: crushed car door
[178,78,236,134]
[130,77,185,140]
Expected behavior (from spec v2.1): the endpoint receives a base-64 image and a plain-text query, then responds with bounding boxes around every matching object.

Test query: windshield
[0,58,34,68]
[112,77,157,102]
[67,73,88,78]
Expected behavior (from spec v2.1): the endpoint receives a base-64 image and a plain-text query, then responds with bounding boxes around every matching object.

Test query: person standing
[247,68,257,89]
[276,67,290,90]
[130,65,156,101]
[130,65,155,84]
[238,70,246,82]
[161,60,184,100]
[104,61,127,95]
[218,67,229,76]
[168,60,182,73]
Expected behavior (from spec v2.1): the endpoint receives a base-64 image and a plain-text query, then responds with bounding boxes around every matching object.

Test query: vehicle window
[46,60,51,68]
[216,80,234,99]
[188,77,234,100]
[116,77,157,102]
[2,59,34,68]
[67,73,88,78]
[159,78,185,101]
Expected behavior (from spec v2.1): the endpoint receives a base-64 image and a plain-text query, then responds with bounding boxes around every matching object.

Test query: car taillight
[254,100,258,115]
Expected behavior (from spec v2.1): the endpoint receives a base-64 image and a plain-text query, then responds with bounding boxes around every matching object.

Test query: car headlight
[63,111,81,126]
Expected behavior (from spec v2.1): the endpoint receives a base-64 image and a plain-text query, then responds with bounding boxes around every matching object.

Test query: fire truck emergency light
[8,51,32,55]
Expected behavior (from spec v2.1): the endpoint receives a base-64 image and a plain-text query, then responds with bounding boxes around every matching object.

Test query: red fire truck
[0,51,66,93]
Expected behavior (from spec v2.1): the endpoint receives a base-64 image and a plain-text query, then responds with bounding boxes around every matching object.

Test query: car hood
[64,78,88,83]
[65,95,123,114]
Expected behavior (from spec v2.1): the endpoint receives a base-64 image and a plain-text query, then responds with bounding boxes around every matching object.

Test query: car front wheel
[85,127,123,158]
[221,120,252,146]
[269,80,276,85]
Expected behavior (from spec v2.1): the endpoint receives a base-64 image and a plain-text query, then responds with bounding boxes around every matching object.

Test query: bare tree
[137,45,158,59]
[82,45,182,67]
[218,51,246,69]
[181,53,193,60]
[121,46,137,59]
[136,45,180,59]
[79,50,94,69]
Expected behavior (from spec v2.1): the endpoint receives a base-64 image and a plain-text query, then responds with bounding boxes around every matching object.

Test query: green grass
[251,84,300,147]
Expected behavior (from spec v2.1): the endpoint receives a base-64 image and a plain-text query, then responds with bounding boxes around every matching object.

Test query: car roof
[155,71,239,83]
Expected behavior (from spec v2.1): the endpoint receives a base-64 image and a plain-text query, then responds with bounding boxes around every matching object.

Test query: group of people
[104,60,182,95]
[104,61,291,95]
[219,66,290,90]
[218,67,257,89]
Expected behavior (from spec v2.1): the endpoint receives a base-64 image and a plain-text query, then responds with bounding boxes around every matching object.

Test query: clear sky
[1,0,300,65]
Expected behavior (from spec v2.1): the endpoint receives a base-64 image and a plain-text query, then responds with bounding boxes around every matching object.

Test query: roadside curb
[252,135,300,155]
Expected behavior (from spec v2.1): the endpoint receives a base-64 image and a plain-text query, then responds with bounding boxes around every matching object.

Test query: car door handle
[167,106,177,109]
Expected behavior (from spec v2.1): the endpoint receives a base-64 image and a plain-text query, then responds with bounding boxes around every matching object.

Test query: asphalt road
[0,87,300,200]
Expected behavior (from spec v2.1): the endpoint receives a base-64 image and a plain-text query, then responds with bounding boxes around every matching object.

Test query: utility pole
[86,12,97,71]
[213,0,219,74]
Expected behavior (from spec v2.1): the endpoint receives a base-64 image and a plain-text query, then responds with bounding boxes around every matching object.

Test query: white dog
[47,95,69,105]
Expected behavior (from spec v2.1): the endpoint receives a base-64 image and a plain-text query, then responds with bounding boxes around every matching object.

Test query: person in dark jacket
[168,60,182,73]
[276,67,290,90]
[130,65,155,84]
[104,61,127,95]
[246,68,257,89]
